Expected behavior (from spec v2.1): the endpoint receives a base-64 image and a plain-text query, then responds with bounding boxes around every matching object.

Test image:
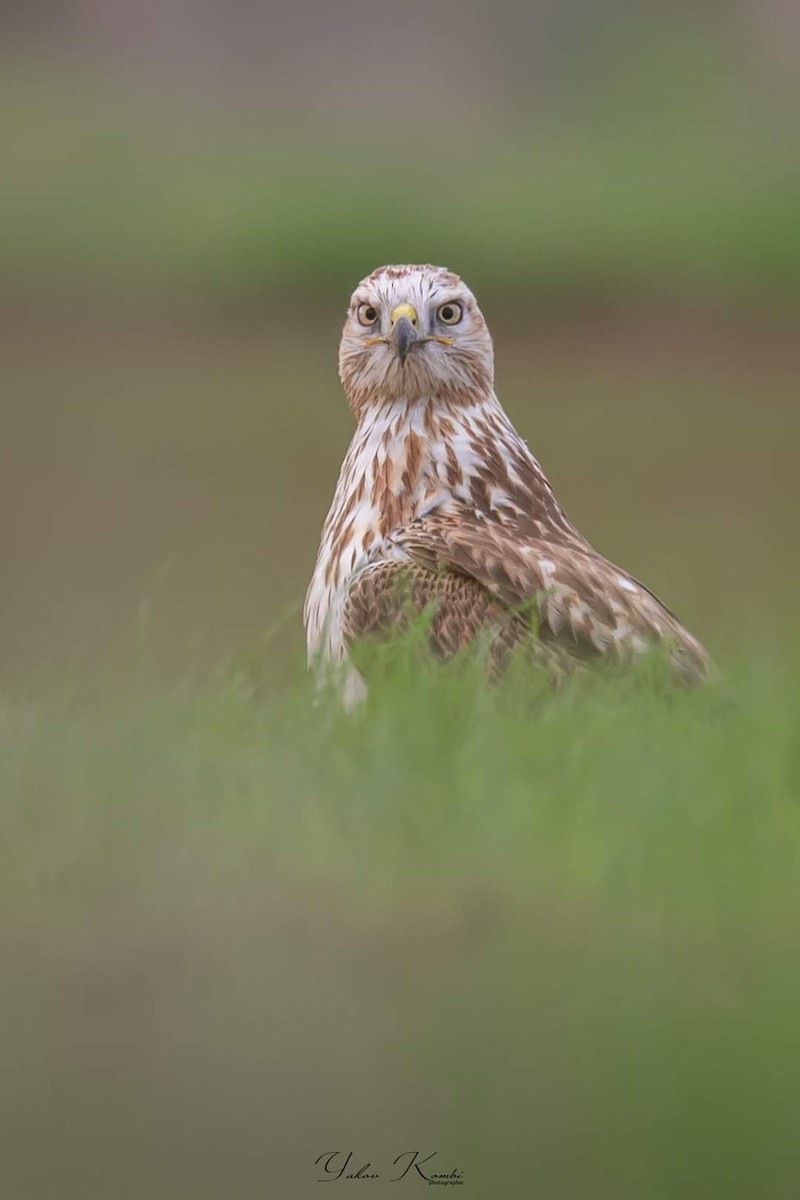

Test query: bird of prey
[304,264,709,704]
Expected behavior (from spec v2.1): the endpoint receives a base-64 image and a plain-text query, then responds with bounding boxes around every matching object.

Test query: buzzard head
[339,264,494,412]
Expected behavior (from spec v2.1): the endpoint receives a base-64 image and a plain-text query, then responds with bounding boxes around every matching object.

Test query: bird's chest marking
[306,402,505,658]
[329,429,455,582]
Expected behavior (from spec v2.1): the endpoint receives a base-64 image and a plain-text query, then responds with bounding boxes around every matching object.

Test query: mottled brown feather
[342,559,574,683]
[344,510,709,685]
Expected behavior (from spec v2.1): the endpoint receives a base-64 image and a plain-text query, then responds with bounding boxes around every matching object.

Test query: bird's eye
[357,303,379,326]
[437,302,462,325]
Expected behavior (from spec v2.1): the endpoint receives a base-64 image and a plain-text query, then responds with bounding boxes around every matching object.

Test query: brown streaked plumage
[343,559,576,685]
[304,264,710,704]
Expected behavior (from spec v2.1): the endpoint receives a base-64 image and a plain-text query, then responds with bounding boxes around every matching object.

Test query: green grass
[2,636,799,1198]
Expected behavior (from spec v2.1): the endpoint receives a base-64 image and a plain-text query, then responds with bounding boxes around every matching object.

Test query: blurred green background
[2,3,799,1197]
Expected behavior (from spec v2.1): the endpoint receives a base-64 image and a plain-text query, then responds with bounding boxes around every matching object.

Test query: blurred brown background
[2,0,798,679]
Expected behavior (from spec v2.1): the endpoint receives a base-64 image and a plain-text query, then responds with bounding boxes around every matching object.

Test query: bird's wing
[345,511,709,683]
[342,556,575,681]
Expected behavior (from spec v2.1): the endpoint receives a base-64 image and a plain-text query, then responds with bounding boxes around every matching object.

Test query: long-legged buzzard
[305,264,709,704]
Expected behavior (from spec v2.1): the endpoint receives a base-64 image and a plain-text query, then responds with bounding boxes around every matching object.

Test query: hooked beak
[390,302,420,365]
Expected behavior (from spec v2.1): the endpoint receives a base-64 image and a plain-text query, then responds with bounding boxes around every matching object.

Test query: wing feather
[342,559,574,682]
[345,510,709,684]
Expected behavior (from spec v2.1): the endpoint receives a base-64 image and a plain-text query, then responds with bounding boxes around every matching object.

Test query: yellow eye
[357,303,379,326]
[437,302,462,325]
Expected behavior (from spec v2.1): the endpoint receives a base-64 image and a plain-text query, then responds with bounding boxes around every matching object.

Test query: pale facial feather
[339,264,494,413]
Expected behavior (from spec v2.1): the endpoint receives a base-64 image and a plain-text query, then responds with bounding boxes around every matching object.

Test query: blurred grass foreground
[3,649,800,1198]
[1,8,800,1198]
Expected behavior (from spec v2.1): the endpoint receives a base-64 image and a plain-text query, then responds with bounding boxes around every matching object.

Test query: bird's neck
[348,391,495,534]
[340,389,568,540]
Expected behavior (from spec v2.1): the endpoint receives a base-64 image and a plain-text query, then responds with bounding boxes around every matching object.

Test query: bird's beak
[390,302,421,365]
